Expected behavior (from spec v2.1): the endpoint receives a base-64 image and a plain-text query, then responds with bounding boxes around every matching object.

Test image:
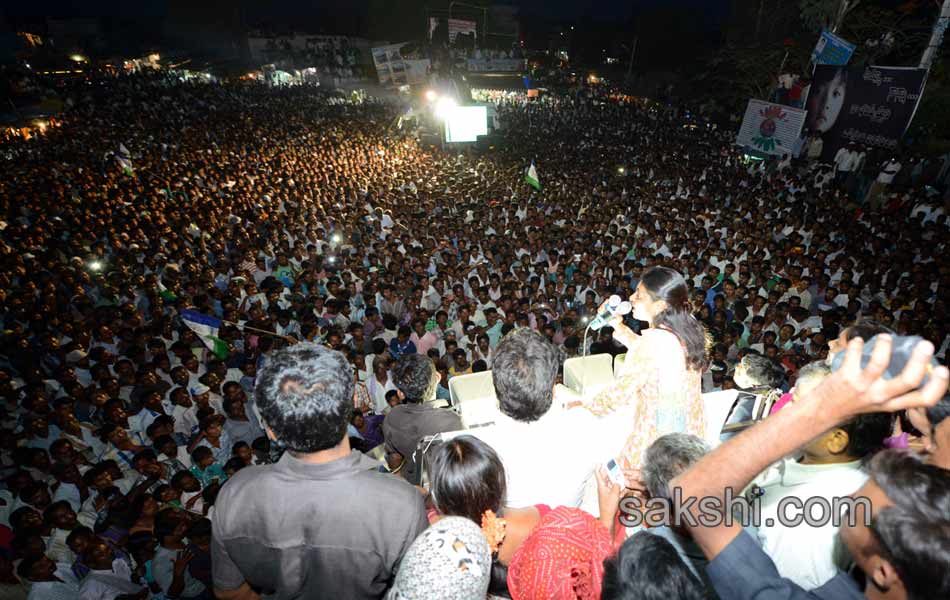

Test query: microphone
[588,296,632,331]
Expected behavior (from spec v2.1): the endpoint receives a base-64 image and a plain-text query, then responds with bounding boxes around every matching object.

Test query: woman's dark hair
[427,435,506,524]
[640,266,708,370]
[601,532,706,600]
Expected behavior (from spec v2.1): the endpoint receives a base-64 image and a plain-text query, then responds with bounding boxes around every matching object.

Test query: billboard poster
[812,30,856,66]
[806,65,926,160]
[371,43,429,87]
[736,99,808,156]
[428,17,477,43]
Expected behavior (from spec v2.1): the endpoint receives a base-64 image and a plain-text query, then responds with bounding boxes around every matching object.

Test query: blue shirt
[707,529,864,600]
[190,463,228,488]
[485,321,504,347]
[389,338,417,360]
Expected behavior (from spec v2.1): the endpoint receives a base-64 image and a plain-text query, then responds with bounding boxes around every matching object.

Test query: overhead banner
[448,19,477,42]
[428,17,477,43]
[812,30,856,66]
[805,65,926,160]
[372,43,404,87]
[465,58,526,73]
[372,44,430,87]
[736,99,807,156]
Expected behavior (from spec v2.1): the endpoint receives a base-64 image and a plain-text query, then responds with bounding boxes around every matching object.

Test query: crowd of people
[0,70,948,600]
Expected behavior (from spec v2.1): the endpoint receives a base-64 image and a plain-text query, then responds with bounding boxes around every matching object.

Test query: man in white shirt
[78,538,145,600]
[468,329,632,509]
[832,144,855,187]
[18,556,80,600]
[866,158,902,211]
[42,502,78,565]
[753,411,893,589]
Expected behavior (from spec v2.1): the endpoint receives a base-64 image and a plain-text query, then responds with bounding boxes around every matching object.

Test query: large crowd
[0,71,948,600]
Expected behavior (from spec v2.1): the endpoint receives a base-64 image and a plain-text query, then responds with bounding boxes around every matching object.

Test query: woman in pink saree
[585,266,708,472]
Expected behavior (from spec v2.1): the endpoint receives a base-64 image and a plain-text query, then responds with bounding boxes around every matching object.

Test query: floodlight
[435,97,457,120]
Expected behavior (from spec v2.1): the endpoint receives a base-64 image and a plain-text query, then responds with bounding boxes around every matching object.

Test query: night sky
[5,0,727,25]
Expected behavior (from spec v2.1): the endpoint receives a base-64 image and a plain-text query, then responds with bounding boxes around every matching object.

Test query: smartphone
[603,458,624,486]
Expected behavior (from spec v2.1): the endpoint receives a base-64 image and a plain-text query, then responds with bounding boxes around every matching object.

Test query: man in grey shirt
[383,354,462,484]
[212,344,428,600]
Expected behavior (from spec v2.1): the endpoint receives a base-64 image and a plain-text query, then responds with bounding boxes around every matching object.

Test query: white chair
[449,371,500,428]
[701,389,739,448]
[563,354,615,398]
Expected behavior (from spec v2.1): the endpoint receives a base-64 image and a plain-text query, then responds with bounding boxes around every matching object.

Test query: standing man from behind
[833,142,855,187]
[469,328,632,509]
[211,344,428,600]
[383,354,462,484]
[866,157,902,211]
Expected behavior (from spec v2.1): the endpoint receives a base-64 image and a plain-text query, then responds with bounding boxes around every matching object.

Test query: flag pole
[221,319,297,343]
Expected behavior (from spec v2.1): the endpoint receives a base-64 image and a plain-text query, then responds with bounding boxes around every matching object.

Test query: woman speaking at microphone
[584,266,708,473]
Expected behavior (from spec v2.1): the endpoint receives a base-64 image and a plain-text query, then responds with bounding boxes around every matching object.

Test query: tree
[800,0,862,34]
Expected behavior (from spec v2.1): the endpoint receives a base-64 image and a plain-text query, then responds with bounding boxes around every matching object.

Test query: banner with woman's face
[805,65,927,162]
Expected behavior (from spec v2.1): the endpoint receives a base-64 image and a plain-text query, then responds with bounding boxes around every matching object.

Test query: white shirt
[367,373,398,414]
[877,161,901,184]
[27,564,80,600]
[833,148,855,172]
[469,401,635,510]
[153,546,205,598]
[171,404,199,438]
[44,528,75,564]
[754,458,869,589]
[79,558,143,600]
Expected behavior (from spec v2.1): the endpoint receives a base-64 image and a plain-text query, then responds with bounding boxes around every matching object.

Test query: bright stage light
[443,105,489,143]
[435,97,458,120]
[424,89,438,102]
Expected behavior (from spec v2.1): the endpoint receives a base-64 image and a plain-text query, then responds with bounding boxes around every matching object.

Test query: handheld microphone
[588,296,632,331]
